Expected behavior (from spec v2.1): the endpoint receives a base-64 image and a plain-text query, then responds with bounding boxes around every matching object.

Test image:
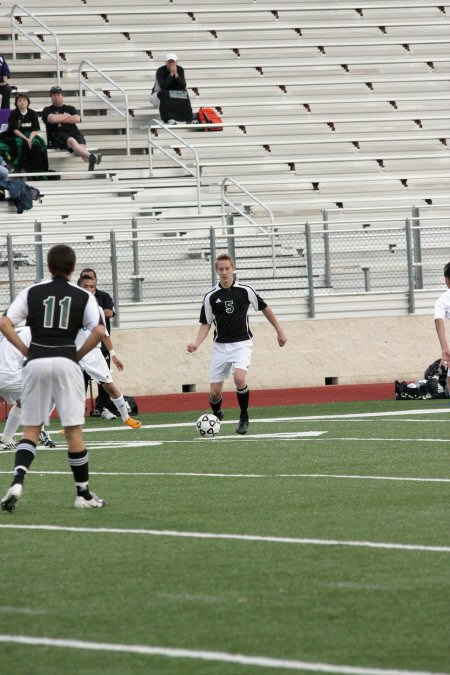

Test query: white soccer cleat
[1,484,23,512]
[0,439,16,451]
[101,408,116,420]
[74,492,106,509]
[39,430,56,448]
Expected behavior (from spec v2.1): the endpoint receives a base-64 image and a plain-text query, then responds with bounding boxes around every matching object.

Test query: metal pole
[209,227,216,286]
[305,222,315,319]
[34,220,44,282]
[405,219,416,314]
[322,209,331,287]
[226,214,235,263]
[6,234,15,302]
[131,217,143,302]
[361,267,371,292]
[411,206,423,289]
[110,230,120,327]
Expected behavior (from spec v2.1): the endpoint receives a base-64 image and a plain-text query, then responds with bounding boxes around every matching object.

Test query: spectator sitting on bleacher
[42,86,101,171]
[0,55,12,110]
[0,154,9,179]
[4,93,48,176]
[150,53,193,124]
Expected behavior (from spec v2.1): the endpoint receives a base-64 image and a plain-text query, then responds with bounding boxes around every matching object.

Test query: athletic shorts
[0,376,22,405]
[210,339,252,383]
[81,349,112,385]
[51,130,86,150]
[21,357,85,426]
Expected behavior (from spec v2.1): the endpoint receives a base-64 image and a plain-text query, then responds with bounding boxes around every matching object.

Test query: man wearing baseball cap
[150,53,193,124]
[42,86,101,171]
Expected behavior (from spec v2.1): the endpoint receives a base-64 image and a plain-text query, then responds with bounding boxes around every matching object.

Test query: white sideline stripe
[0,636,446,675]
[0,524,448,553]
[1,470,448,483]
[79,407,450,433]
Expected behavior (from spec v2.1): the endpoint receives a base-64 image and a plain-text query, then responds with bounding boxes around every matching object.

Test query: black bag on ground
[159,89,193,123]
[395,358,448,400]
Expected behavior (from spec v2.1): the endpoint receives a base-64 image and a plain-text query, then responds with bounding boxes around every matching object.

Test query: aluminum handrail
[78,59,130,156]
[148,119,201,213]
[10,3,61,85]
[221,176,277,275]
[220,177,274,231]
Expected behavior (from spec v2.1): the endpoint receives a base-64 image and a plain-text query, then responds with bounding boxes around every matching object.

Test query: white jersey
[434,289,450,320]
[0,326,32,387]
[76,306,112,383]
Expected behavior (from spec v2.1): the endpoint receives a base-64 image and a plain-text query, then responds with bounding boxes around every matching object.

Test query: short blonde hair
[215,253,235,271]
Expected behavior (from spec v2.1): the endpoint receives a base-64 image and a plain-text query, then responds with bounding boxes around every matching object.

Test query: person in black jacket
[5,93,49,174]
[79,267,116,417]
[150,53,193,124]
[42,86,101,170]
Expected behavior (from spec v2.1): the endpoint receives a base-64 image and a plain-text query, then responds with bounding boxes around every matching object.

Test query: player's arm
[187,323,211,353]
[262,306,287,347]
[102,333,124,371]
[435,318,450,366]
[0,315,28,357]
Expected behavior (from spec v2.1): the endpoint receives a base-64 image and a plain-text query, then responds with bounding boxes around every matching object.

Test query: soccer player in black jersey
[0,244,106,512]
[187,253,287,434]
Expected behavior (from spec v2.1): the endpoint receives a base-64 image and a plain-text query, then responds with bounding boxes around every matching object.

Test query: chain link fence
[0,221,446,322]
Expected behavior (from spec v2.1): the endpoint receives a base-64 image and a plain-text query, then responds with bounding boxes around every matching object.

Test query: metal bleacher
[0,0,449,321]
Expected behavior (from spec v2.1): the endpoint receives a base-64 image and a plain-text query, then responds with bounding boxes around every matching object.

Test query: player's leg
[53,358,105,508]
[0,423,40,512]
[0,381,23,449]
[232,341,253,435]
[0,400,21,449]
[209,343,230,421]
[1,361,51,511]
[102,381,141,429]
[64,425,104,508]
[209,381,224,421]
[233,369,250,435]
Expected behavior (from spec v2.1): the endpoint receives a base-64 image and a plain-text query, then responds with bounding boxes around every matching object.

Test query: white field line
[0,524,448,553]
[71,406,450,434]
[0,635,447,675]
[0,470,448,483]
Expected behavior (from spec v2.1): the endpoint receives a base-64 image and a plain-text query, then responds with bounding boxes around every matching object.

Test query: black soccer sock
[68,450,91,496]
[11,439,36,486]
[209,395,223,416]
[236,386,249,416]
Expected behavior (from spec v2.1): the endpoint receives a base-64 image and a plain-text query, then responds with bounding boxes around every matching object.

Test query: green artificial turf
[0,399,448,674]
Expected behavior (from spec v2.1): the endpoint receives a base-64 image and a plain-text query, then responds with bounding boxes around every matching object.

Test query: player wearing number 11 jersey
[0,244,105,512]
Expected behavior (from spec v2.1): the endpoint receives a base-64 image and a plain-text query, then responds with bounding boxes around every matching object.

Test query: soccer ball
[196,413,220,438]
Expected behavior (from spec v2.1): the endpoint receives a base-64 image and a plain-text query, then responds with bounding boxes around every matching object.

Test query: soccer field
[0,399,448,675]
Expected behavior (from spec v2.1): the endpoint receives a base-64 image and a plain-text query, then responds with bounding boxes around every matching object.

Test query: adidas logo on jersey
[215,298,222,303]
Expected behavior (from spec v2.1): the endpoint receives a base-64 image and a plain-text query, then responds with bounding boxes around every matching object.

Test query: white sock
[111,395,128,422]
[2,404,22,442]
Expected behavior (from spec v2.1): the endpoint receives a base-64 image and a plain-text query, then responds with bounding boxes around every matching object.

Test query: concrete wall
[107,314,439,396]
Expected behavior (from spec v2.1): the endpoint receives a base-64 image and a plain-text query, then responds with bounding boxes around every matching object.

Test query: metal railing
[78,60,130,155]
[10,3,61,85]
[0,218,446,324]
[148,119,202,212]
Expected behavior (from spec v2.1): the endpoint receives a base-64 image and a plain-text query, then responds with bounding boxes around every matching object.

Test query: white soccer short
[0,376,22,405]
[210,339,253,383]
[21,357,86,426]
[80,348,113,385]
